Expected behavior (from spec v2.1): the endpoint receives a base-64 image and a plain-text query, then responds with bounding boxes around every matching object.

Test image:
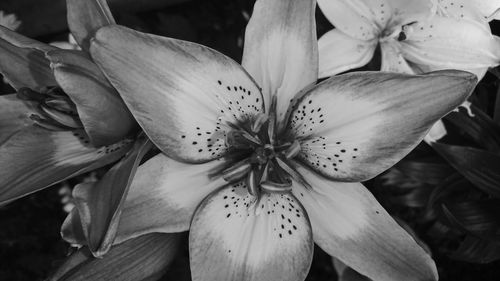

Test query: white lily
[62,0,476,280]
[318,0,500,79]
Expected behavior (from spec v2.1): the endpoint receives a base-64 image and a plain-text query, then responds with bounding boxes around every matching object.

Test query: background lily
[60,0,478,280]
[317,0,500,79]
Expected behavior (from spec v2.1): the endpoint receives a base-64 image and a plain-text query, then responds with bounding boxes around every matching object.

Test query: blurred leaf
[432,143,500,198]
[450,236,500,264]
[445,106,500,152]
[427,174,470,210]
[441,201,500,243]
[493,82,500,125]
[49,233,182,281]
[396,158,454,185]
[390,184,434,208]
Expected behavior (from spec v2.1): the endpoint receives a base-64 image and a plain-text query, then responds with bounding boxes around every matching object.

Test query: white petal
[115,153,226,244]
[190,183,313,281]
[318,29,377,78]
[242,0,318,130]
[91,25,264,163]
[400,16,500,78]
[317,0,390,40]
[431,0,487,22]
[380,42,416,74]
[292,165,438,281]
[287,71,475,181]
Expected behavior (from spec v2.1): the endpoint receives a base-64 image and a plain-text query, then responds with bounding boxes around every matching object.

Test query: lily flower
[317,0,500,79]
[62,0,476,280]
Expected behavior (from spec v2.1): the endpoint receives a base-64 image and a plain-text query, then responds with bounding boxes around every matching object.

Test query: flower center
[17,86,83,131]
[221,112,303,197]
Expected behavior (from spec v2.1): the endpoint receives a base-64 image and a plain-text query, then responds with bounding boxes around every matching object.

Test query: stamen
[222,159,251,183]
[268,95,278,145]
[261,181,292,193]
[44,98,78,115]
[284,140,301,159]
[260,162,270,182]
[251,113,268,133]
[29,114,67,131]
[275,157,311,189]
[39,104,83,129]
[246,169,259,196]
[226,130,261,148]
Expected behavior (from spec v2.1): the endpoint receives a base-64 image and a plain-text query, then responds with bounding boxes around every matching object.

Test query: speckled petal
[242,0,317,130]
[317,0,390,41]
[318,29,377,78]
[91,25,264,163]
[431,0,485,21]
[400,16,500,79]
[292,165,438,281]
[287,71,475,182]
[189,183,313,281]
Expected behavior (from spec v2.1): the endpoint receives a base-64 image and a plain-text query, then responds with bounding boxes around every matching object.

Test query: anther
[261,181,292,193]
[275,157,311,189]
[268,95,278,145]
[39,104,83,129]
[222,159,252,183]
[44,98,78,114]
[284,140,301,159]
[246,169,259,196]
[251,113,268,133]
[226,130,261,148]
[29,114,67,131]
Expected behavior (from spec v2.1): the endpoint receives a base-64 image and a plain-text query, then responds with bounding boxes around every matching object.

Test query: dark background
[1,0,500,280]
